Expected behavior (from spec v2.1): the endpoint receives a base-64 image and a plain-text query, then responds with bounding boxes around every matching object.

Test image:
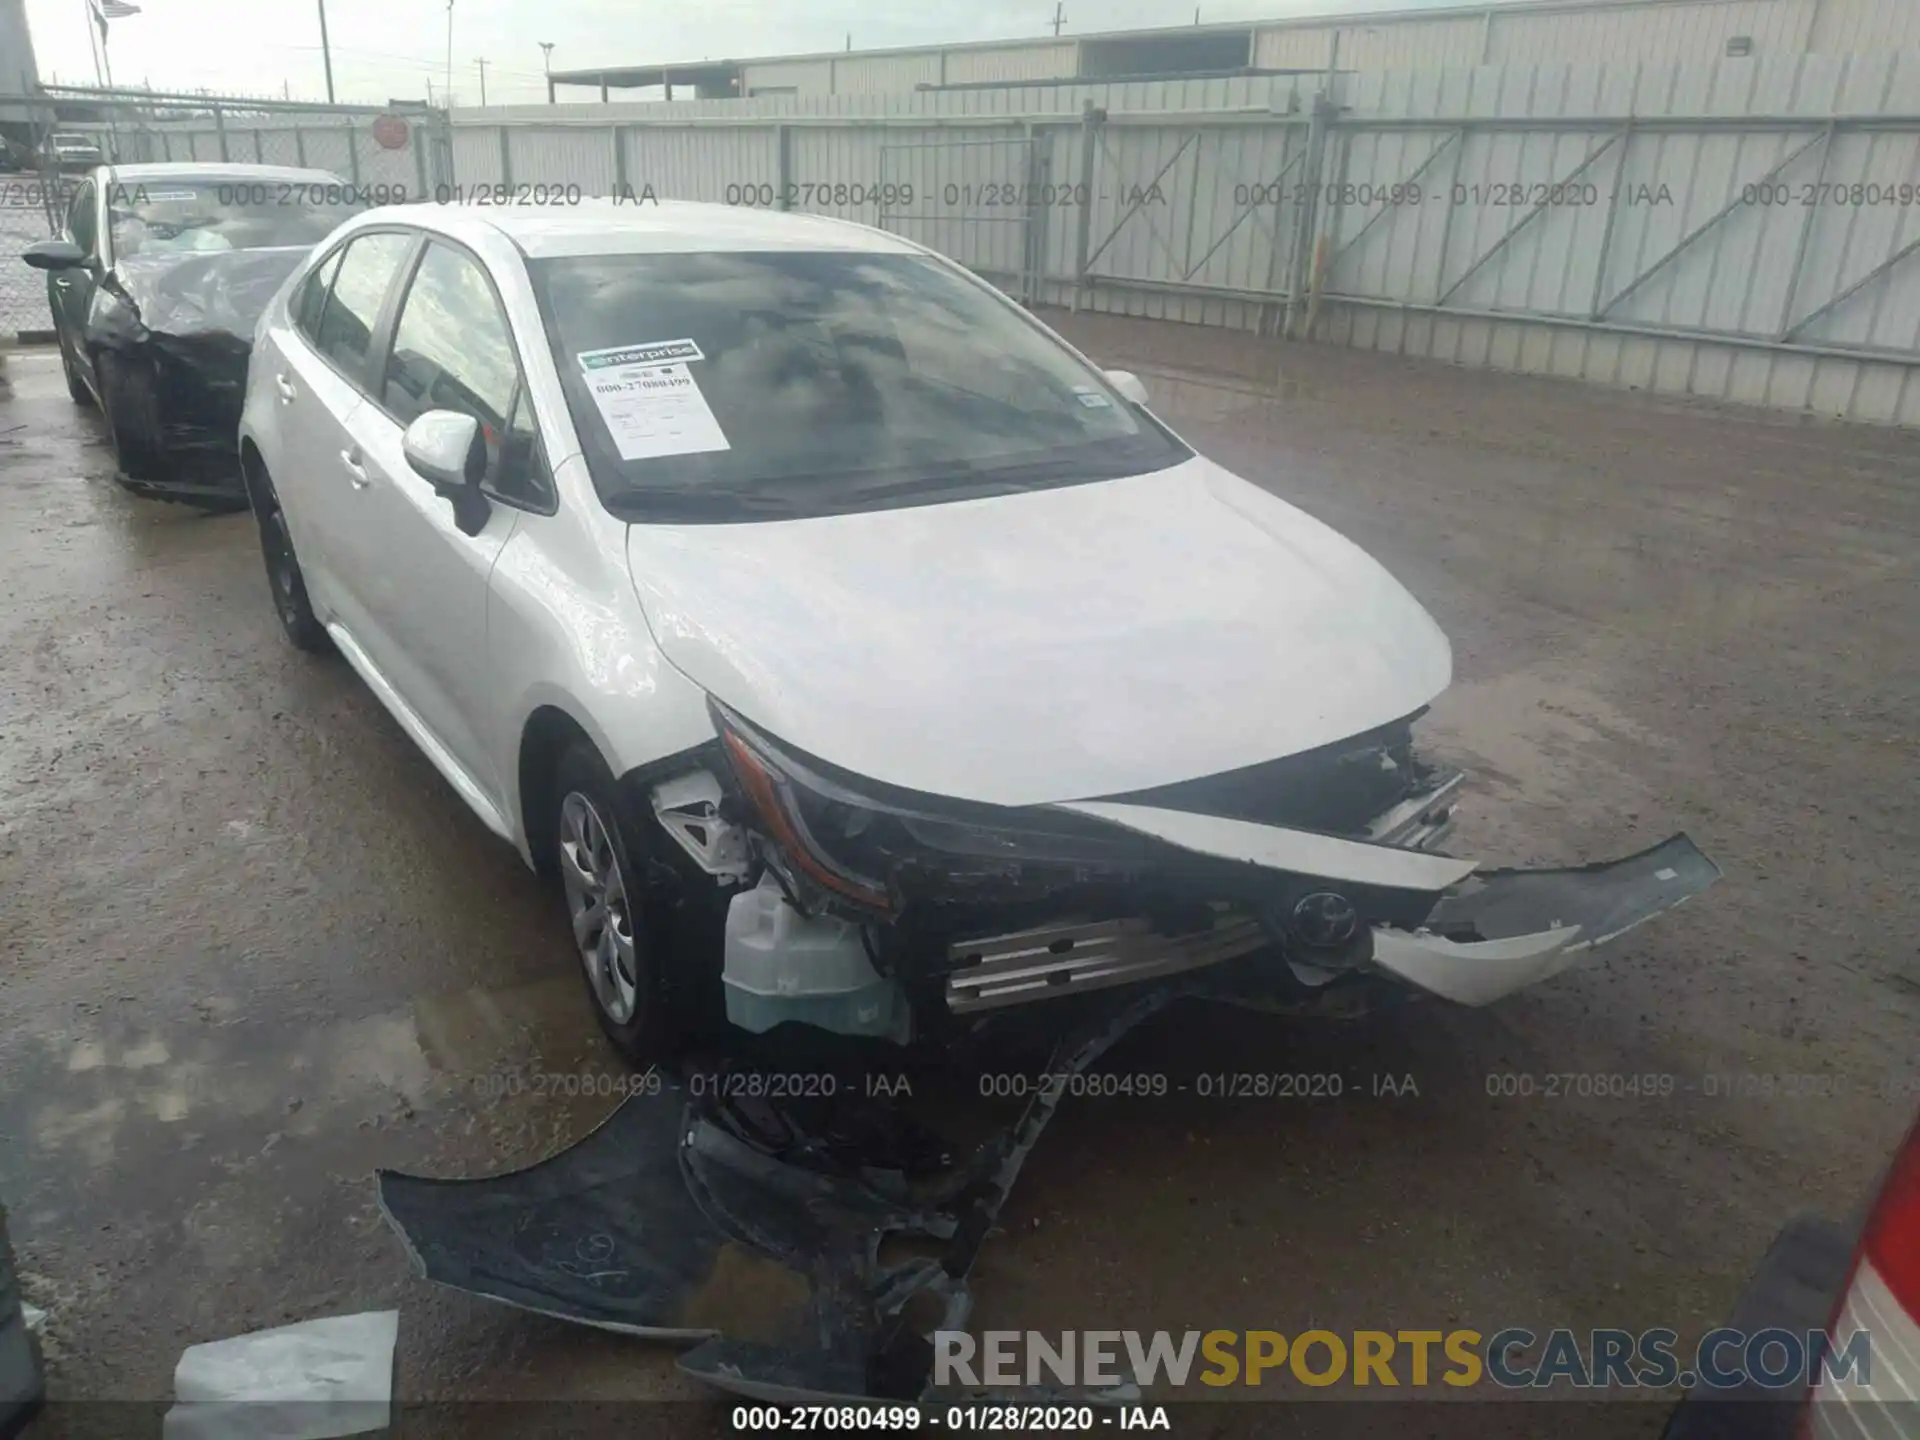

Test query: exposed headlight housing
[710,702,1150,916]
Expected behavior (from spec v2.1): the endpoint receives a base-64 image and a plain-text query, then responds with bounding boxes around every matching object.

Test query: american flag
[94,0,142,18]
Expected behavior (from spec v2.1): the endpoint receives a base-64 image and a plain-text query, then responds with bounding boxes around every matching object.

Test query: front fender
[489,457,716,862]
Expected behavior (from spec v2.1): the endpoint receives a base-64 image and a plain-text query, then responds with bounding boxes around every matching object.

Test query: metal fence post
[414,127,429,199]
[1587,120,1633,318]
[213,104,228,161]
[1284,92,1332,339]
[497,126,512,187]
[610,124,626,199]
[345,119,361,184]
[1072,101,1100,312]
[1020,120,1045,304]
[776,125,792,211]
[294,126,307,168]
[429,110,454,193]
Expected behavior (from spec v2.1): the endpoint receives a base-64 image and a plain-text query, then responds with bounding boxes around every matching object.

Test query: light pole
[473,56,487,106]
[539,41,554,104]
[317,0,335,102]
[444,0,454,109]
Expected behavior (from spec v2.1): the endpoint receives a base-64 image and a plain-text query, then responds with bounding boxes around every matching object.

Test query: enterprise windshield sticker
[578,340,729,461]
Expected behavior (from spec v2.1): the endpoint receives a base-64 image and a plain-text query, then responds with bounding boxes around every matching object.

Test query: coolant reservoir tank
[722,875,910,1043]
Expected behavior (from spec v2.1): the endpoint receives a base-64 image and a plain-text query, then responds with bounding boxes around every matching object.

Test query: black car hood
[109,245,309,342]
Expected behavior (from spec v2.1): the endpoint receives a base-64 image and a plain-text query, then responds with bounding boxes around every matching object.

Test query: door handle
[274,373,297,403]
[340,448,371,489]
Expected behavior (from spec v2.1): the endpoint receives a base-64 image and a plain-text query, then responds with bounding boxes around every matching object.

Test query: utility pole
[474,56,487,106]
[444,0,454,112]
[539,41,554,104]
[1051,2,1065,37]
[316,0,335,102]
[81,0,104,87]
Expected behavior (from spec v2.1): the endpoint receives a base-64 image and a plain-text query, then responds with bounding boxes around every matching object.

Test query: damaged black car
[21,163,363,509]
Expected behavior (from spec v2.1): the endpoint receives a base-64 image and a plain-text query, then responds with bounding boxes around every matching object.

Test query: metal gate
[1071,105,1326,334]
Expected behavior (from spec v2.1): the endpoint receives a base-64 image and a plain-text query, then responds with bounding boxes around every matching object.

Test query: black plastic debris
[377,988,1173,1403]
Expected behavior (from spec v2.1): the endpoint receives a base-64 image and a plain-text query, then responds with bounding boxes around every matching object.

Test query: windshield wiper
[833,454,1114,503]
[601,485,810,520]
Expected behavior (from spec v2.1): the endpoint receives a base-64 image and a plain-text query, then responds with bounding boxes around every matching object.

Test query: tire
[248,469,330,654]
[61,342,92,407]
[96,351,173,485]
[553,741,679,1067]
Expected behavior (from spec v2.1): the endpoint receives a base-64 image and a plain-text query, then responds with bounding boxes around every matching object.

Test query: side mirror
[22,239,88,272]
[1104,368,1150,407]
[402,410,492,535]
[402,410,482,493]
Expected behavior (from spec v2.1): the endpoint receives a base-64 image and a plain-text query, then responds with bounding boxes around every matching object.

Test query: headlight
[710,702,1148,914]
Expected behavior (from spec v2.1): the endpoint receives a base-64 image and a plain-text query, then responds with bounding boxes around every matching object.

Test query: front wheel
[554,742,676,1066]
[96,352,173,486]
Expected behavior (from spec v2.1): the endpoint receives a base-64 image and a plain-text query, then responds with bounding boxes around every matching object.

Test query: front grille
[945,904,1268,1013]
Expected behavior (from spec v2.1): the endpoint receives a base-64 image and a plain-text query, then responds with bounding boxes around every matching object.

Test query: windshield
[105,180,358,259]
[528,250,1189,521]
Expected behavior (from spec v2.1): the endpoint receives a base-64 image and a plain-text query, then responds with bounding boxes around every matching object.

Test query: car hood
[624,455,1452,807]
[110,246,311,343]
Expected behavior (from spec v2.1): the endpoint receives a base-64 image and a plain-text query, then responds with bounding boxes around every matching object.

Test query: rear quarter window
[313,232,413,379]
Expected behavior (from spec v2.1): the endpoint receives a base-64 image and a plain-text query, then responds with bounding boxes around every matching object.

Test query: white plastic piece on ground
[1368,924,1582,1007]
[723,874,908,1043]
[161,1310,399,1440]
[20,1304,44,1336]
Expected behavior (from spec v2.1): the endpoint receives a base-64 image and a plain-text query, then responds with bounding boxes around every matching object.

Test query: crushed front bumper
[938,810,1718,1016]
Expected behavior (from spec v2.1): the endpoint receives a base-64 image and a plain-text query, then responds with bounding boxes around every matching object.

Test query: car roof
[354,198,923,259]
[101,162,346,184]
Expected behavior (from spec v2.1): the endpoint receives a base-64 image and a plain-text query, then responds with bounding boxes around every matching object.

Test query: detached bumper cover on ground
[379,991,1166,1404]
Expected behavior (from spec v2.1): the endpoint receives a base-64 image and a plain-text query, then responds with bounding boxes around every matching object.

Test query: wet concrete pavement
[2,319,1918,1430]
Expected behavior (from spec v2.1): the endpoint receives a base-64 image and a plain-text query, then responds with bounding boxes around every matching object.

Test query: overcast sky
[25,0,1526,106]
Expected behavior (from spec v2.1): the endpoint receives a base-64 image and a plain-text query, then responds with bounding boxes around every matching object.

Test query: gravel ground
[1,317,1916,1435]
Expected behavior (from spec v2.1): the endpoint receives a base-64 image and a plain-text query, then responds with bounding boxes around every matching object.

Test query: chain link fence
[0,160,63,340]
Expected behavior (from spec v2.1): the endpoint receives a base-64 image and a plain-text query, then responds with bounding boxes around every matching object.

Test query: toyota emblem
[1291,891,1360,948]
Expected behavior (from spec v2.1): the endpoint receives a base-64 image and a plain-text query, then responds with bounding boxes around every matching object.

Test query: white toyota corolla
[239,199,1718,1063]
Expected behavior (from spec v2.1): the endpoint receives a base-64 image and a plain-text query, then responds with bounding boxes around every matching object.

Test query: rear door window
[313,231,413,383]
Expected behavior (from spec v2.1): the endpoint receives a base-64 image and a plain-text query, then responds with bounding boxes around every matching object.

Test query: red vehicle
[1663,1113,1920,1438]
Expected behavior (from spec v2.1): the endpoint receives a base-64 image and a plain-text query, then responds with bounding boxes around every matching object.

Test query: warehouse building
[550,0,1920,101]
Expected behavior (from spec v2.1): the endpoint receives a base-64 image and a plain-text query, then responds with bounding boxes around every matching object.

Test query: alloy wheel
[558,791,640,1024]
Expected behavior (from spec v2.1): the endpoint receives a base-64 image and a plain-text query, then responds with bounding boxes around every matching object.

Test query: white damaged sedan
[239,200,1718,1062]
